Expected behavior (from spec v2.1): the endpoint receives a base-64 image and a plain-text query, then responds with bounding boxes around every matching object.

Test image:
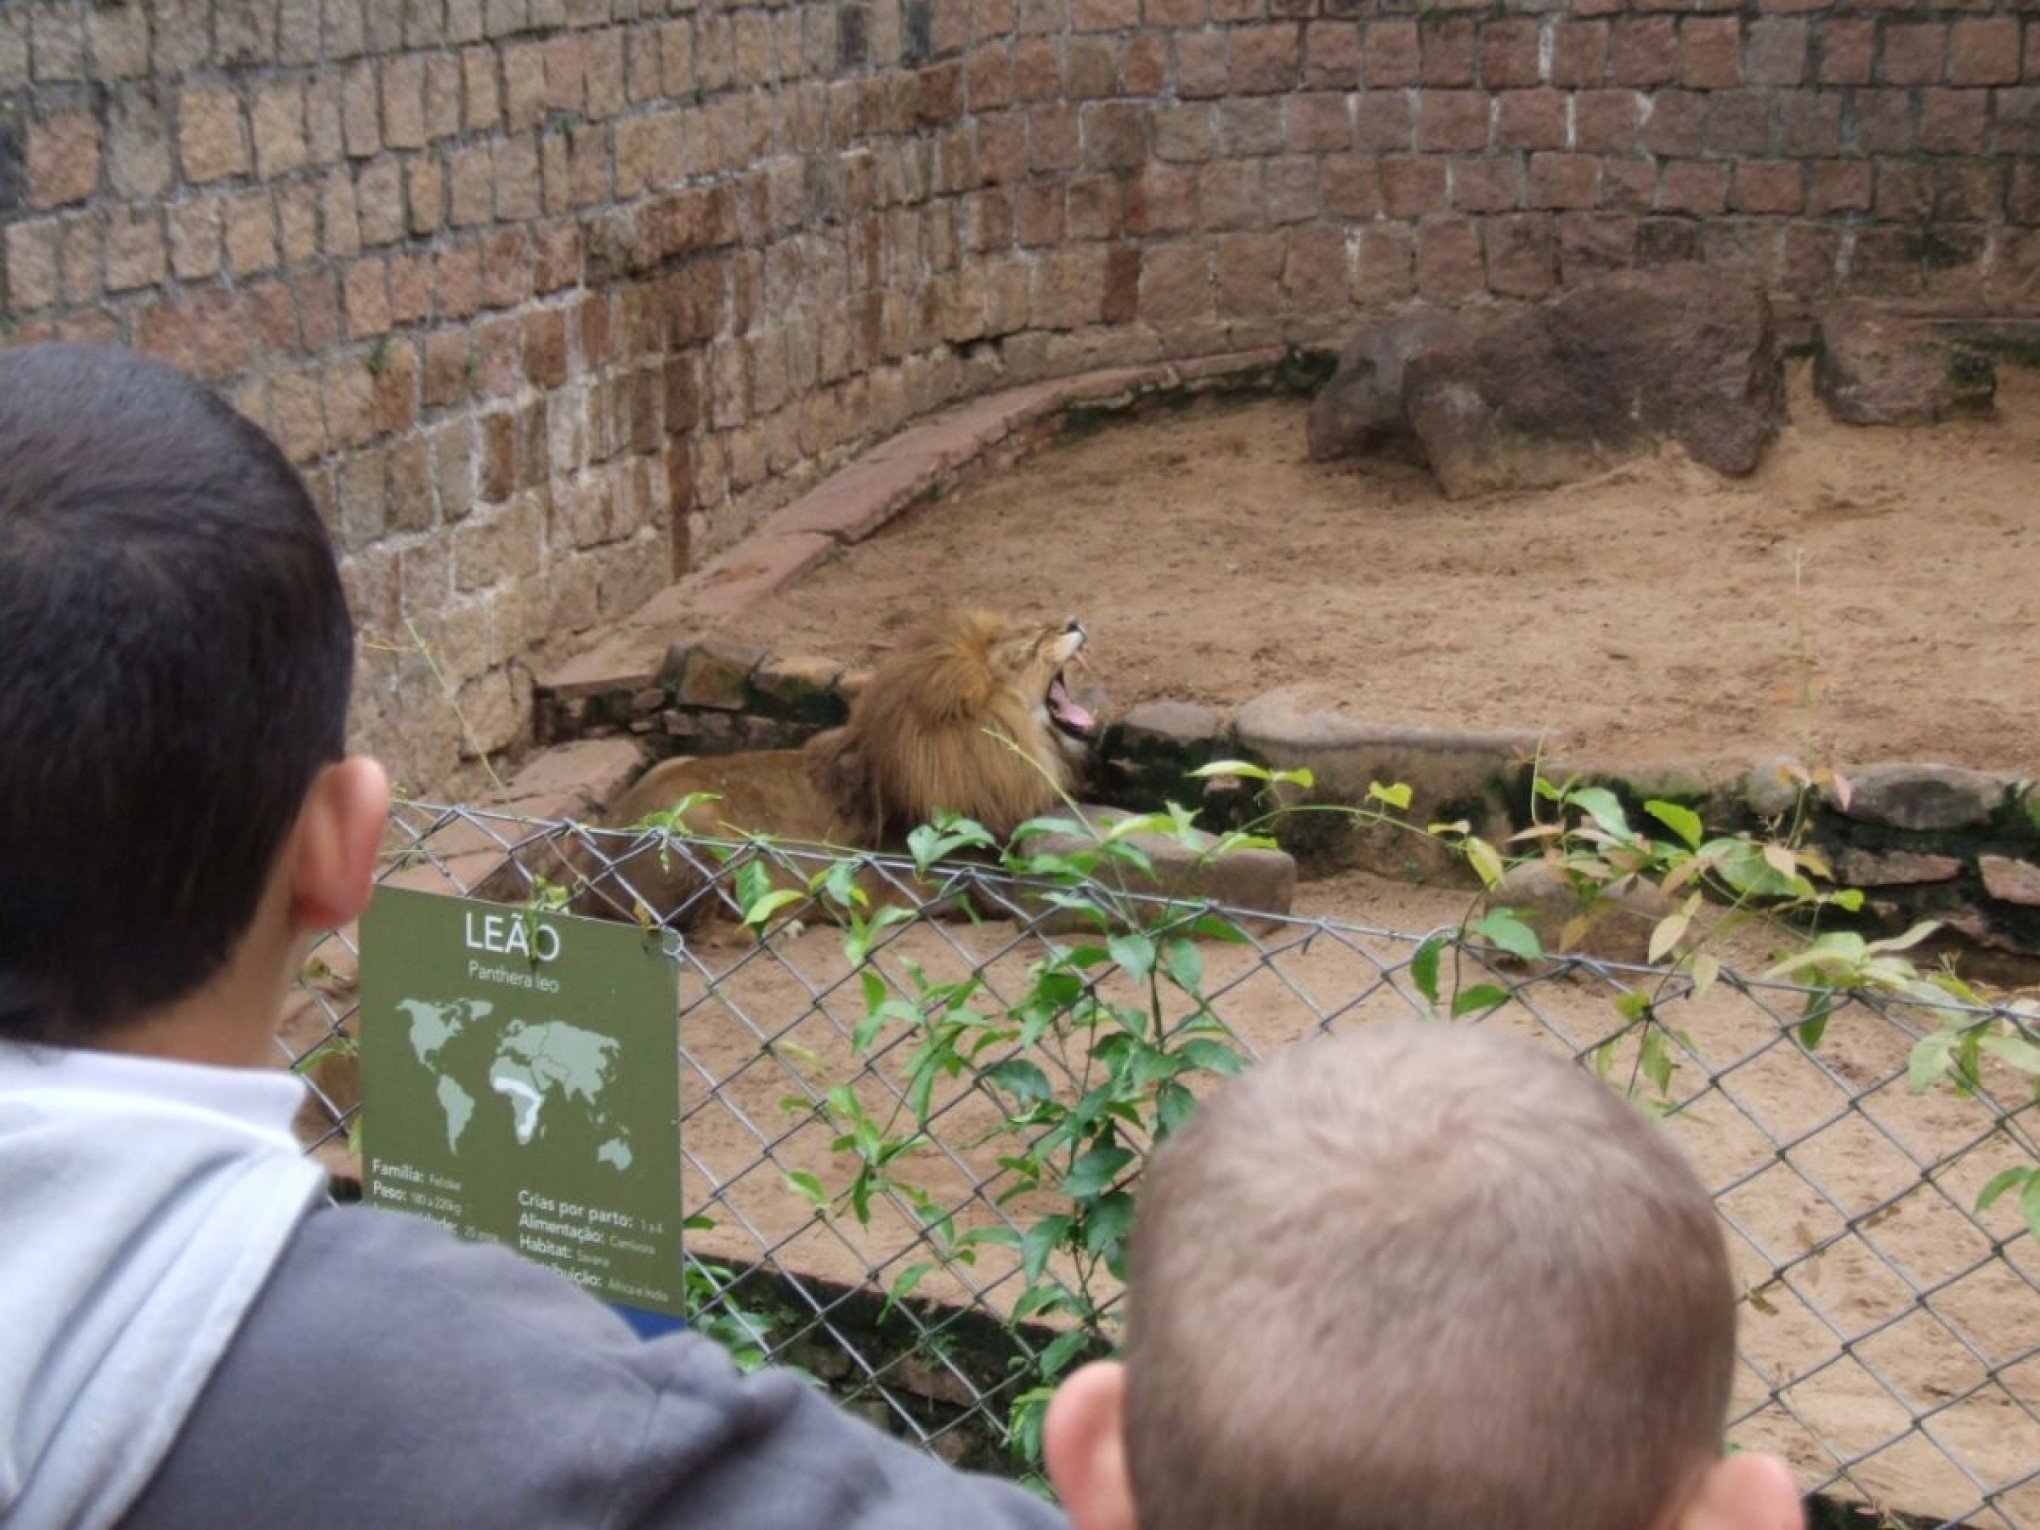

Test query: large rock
[1814,307,1996,426]
[1307,310,1469,461]
[1403,266,1784,497]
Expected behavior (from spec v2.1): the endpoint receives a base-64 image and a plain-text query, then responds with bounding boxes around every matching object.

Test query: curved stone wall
[1,0,2032,786]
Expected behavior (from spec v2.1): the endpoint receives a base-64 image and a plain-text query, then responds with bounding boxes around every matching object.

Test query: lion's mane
[553,609,1084,925]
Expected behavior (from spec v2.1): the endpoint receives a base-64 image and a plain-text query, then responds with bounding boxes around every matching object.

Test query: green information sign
[360,887,683,1317]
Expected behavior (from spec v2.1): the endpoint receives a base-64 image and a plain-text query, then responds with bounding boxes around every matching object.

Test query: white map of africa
[397,997,634,1170]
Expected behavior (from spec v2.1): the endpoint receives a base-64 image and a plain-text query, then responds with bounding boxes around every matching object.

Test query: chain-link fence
[286,802,2039,1529]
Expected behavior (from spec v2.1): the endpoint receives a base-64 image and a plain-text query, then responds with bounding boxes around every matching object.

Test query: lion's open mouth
[1047,673,1097,742]
[1046,619,1097,742]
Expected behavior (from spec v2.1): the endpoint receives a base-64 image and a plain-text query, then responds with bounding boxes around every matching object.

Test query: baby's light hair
[1123,1022,1736,1530]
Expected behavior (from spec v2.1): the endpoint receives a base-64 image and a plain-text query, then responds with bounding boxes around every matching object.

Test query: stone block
[1118,700,1227,751]
[1834,763,2006,831]
[1836,849,1964,888]
[1978,855,2040,907]
[753,654,848,718]
[671,637,768,709]
[28,110,100,208]
[492,737,651,817]
[1815,308,1996,427]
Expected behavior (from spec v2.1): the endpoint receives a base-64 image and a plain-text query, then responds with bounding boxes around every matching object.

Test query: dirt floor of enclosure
[670,871,2036,1528]
[710,364,2040,778]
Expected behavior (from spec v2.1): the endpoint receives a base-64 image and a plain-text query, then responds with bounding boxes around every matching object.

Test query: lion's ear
[804,727,880,840]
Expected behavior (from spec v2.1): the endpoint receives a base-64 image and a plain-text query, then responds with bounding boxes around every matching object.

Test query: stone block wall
[2,0,2033,788]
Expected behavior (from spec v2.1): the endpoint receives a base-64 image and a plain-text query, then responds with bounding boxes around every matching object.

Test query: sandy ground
[666,869,2037,1527]
[714,364,2040,777]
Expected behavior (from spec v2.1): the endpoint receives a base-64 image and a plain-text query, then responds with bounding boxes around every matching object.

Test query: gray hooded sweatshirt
[0,1045,1069,1530]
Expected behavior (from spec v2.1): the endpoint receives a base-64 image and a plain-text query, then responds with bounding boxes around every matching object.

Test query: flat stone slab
[1979,854,2040,907]
[1236,688,1541,794]
[533,630,665,699]
[670,636,767,709]
[683,532,838,622]
[491,737,650,818]
[1837,849,1965,888]
[1236,687,1543,881]
[1833,762,2007,831]
[773,453,943,542]
[1118,699,1227,748]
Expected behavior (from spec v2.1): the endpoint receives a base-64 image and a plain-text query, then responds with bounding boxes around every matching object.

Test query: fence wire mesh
[285,802,2040,1529]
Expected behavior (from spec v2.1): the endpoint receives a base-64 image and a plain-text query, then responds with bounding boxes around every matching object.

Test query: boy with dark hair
[0,345,1068,1530]
[1041,1023,1805,1530]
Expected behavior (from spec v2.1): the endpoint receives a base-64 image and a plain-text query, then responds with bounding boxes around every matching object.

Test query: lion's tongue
[1047,675,1097,738]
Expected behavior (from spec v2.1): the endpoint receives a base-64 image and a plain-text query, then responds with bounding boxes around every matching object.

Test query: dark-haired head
[0,345,354,1044]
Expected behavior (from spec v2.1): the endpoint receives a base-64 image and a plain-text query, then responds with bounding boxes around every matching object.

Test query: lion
[551,610,1097,927]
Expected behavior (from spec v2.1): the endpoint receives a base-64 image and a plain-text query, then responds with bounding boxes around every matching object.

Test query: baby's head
[0,345,384,1055]
[1046,1023,1800,1530]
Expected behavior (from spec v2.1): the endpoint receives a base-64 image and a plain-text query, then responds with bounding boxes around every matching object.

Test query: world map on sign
[397,996,635,1172]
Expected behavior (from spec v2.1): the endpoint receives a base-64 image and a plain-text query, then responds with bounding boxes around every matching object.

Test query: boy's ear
[1044,1362,1139,1530]
[286,756,390,933]
[1672,1452,1802,1530]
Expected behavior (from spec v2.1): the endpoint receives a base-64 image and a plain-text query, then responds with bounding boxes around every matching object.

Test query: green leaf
[784,1170,829,1210]
[1794,987,1832,1051]
[1037,1329,1094,1383]
[1020,1215,1071,1284]
[1061,1144,1136,1201]
[1082,1191,1137,1259]
[1464,837,1505,890]
[984,1057,1054,1108]
[1367,780,1413,811]
[1638,1026,1674,1095]
[906,816,997,872]
[1161,938,1204,994]
[1908,1030,1959,1092]
[821,858,867,911]
[1473,907,1544,962]
[2025,1174,2040,1243]
[1107,932,1156,983]
[1976,1166,2032,1213]
[1643,799,1704,850]
[1154,1079,1198,1139]
[1978,1032,2040,1075]
[887,1261,934,1305]
[1175,1038,1248,1077]
[1567,786,1634,842]
[1612,990,1652,1024]
[1410,934,1445,1006]
[1189,913,1251,943]
[1647,911,1690,965]
[1450,983,1510,1018]
[741,888,807,930]
[733,858,771,910]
